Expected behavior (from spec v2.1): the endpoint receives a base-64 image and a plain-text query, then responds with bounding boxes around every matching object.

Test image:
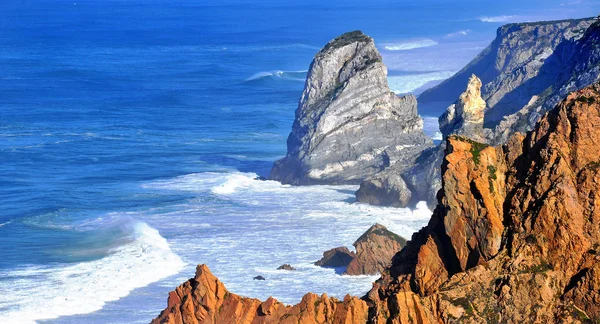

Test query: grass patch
[522,262,553,274]
[451,297,474,316]
[449,135,489,165]
[576,96,597,104]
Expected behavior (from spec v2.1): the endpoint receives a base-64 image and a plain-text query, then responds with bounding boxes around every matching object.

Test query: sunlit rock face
[269,31,431,185]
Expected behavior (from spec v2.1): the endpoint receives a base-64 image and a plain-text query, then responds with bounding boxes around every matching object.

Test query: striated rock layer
[153,83,600,323]
[269,31,431,185]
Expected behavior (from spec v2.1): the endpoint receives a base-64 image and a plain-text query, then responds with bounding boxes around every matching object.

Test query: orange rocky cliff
[152,83,600,323]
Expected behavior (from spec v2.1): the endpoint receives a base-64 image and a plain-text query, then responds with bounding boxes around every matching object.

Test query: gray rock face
[357,18,600,210]
[492,19,600,143]
[357,74,489,209]
[269,31,432,185]
[419,17,595,128]
[355,167,412,207]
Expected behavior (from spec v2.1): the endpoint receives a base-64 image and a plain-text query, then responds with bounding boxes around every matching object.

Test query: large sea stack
[153,82,600,323]
[269,31,432,185]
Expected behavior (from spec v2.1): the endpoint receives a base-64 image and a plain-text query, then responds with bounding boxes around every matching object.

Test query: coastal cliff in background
[359,17,600,209]
[153,83,600,324]
[420,17,598,144]
[269,31,432,185]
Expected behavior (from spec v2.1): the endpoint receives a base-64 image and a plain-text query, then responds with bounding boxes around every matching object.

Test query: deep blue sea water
[0,0,597,323]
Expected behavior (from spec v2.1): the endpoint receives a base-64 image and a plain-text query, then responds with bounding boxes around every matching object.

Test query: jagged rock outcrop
[269,31,432,185]
[419,17,595,125]
[356,74,488,209]
[154,83,600,324]
[316,224,407,276]
[357,18,600,210]
[363,82,600,323]
[151,264,369,324]
[438,74,488,142]
[345,224,406,276]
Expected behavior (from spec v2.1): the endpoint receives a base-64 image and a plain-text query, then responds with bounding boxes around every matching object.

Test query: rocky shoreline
[152,82,600,324]
[151,17,600,324]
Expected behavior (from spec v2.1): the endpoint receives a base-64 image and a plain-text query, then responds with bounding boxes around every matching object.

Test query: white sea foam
[381,39,438,51]
[388,71,455,94]
[245,70,307,82]
[141,171,433,306]
[479,15,517,23]
[422,116,442,140]
[0,220,184,324]
[445,29,470,38]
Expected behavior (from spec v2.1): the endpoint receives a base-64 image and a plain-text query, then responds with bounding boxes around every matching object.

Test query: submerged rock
[314,247,355,268]
[276,264,296,271]
[269,30,432,185]
[253,275,265,281]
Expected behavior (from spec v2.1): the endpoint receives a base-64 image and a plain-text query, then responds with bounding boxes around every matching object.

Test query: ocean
[0,0,597,323]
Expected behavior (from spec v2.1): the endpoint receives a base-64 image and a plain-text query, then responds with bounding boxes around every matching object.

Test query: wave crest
[245,70,307,82]
[0,219,184,324]
[381,39,438,51]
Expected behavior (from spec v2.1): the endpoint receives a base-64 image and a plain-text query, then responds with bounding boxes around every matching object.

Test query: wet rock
[277,264,296,271]
[314,247,355,268]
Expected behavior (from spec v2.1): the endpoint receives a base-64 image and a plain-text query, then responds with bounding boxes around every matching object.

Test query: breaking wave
[0,219,184,324]
[381,39,438,51]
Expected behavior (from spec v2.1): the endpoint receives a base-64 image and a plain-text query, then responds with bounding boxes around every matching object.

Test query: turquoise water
[0,0,597,323]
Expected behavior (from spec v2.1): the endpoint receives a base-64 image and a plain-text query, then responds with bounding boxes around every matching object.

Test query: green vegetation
[355,226,407,246]
[487,165,497,180]
[320,31,371,54]
[470,142,488,165]
[487,165,497,192]
[576,96,597,104]
[571,305,592,322]
[449,135,489,165]
[521,262,553,274]
[451,297,474,316]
